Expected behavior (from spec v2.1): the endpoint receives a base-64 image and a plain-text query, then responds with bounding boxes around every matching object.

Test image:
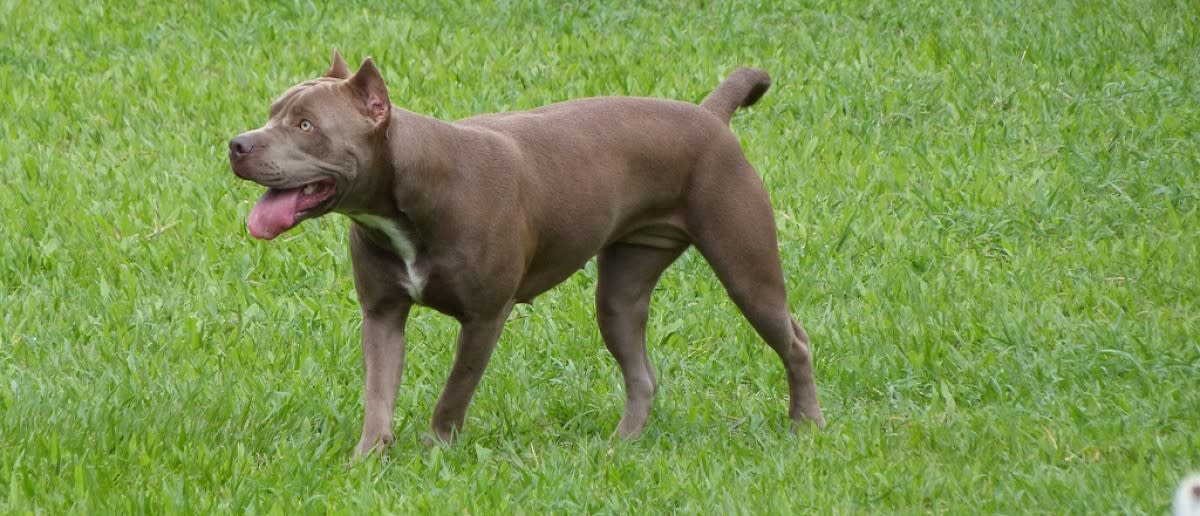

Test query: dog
[1178,473,1200,516]
[229,51,825,456]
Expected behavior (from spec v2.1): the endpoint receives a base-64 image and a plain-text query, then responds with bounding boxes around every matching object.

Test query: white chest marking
[352,214,426,301]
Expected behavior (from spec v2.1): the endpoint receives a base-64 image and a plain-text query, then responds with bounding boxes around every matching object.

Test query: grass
[2,0,1198,512]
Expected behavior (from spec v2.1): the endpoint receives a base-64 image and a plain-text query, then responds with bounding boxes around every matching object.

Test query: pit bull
[228,51,825,457]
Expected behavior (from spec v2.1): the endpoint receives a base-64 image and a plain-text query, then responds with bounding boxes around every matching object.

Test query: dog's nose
[228,135,255,161]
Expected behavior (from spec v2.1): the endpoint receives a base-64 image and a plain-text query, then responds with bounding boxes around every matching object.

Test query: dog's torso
[352,96,743,319]
[229,58,825,453]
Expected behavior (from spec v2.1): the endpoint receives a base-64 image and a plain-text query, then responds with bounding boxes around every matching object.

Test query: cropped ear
[324,49,350,79]
[347,58,390,128]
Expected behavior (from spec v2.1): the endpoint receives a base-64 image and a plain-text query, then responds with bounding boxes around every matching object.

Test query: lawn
[1,0,1198,513]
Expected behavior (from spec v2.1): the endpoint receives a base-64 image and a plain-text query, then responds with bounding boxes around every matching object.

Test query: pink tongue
[247,188,303,240]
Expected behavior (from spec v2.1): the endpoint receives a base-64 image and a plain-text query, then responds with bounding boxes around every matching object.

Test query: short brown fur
[229,52,825,457]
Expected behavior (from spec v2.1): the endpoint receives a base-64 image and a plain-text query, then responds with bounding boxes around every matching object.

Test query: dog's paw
[421,425,459,448]
[790,412,826,434]
[353,433,394,459]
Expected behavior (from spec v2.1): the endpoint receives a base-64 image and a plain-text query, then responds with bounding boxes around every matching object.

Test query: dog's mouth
[246,179,337,240]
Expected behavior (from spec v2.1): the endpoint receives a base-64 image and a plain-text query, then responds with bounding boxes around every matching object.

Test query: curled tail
[700,67,771,124]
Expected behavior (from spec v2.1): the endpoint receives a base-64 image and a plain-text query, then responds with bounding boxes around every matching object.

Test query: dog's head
[229,51,391,240]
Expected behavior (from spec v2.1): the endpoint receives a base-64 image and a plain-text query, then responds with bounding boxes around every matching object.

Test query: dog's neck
[335,107,473,262]
[336,107,462,222]
[387,108,464,216]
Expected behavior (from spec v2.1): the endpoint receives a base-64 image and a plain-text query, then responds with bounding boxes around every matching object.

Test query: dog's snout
[228,135,255,161]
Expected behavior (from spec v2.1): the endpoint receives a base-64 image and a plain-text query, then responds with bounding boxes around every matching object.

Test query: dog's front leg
[428,305,513,443]
[353,302,412,458]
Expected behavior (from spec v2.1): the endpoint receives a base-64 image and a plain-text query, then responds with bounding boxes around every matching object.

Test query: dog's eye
[299,119,314,132]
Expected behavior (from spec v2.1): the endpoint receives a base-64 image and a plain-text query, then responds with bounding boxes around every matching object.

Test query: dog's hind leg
[687,157,826,431]
[596,242,687,438]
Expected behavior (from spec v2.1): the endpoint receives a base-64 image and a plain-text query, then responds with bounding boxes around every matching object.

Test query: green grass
[2,0,1198,512]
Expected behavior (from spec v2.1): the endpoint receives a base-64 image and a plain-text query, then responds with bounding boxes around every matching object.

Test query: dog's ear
[348,58,390,128]
[324,49,350,79]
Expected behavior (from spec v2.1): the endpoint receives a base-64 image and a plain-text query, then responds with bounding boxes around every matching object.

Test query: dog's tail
[700,68,771,124]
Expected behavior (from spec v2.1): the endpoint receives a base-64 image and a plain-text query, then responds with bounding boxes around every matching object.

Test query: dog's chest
[351,214,426,300]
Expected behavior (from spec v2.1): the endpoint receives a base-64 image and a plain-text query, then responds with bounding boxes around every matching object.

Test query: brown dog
[229,51,825,456]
